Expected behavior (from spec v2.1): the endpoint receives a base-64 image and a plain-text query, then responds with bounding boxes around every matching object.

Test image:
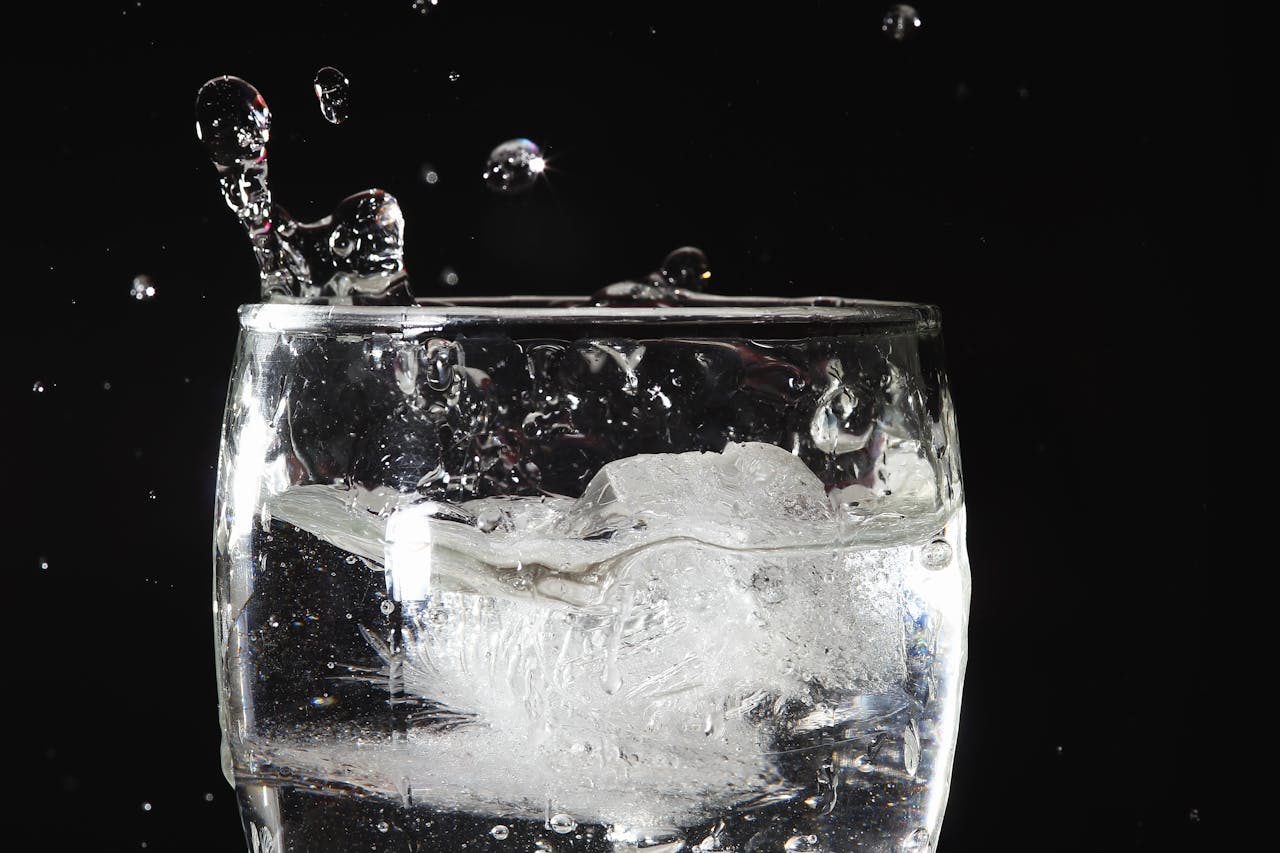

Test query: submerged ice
[262,442,914,825]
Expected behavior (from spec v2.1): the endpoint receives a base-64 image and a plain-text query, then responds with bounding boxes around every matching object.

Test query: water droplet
[102,381,112,391]
[853,753,874,773]
[376,820,390,833]
[898,828,931,851]
[326,661,336,669]
[39,558,49,571]
[440,267,460,287]
[32,380,45,393]
[421,163,440,185]
[142,802,152,812]
[411,0,439,14]
[920,539,952,569]
[784,835,820,852]
[195,76,271,168]
[313,66,351,125]
[448,70,461,83]
[548,814,576,835]
[483,138,545,194]
[881,5,922,42]
[380,599,396,615]
[659,246,711,290]
[203,793,214,802]
[491,825,510,840]
[131,274,157,301]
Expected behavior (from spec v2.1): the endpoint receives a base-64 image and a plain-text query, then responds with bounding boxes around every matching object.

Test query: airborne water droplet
[881,5,922,42]
[313,66,351,125]
[440,267,460,287]
[483,138,545,194]
[421,163,440,185]
[131,274,157,301]
[659,246,711,291]
[195,76,270,168]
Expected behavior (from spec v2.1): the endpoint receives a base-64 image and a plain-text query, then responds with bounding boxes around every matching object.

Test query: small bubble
[853,753,874,773]
[659,246,711,290]
[483,138,545,195]
[421,163,440,185]
[345,555,359,565]
[784,835,820,852]
[1055,744,1064,755]
[548,814,576,835]
[39,558,49,571]
[313,66,351,124]
[131,275,157,301]
[448,70,461,83]
[326,661,336,669]
[376,820,390,833]
[920,539,952,569]
[440,267,460,287]
[204,793,214,802]
[102,381,112,391]
[142,802,152,812]
[491,825,510,840]
[899,828,930,851]
[32,380,45,393]
[380,599,396,615]
[881,4,922,42]
[411,0,439,14]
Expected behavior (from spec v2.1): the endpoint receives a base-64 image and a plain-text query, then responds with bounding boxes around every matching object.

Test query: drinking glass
[213,297,968,853]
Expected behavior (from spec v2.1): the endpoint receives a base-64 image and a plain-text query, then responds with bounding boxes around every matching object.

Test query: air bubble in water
[548,814,576,835]
[376,820,390,833]
[476,507,504,533]
[379,599,396,615]
[899,828,931,851]
[131,275,157,301]
[881,5,922,42]
[440,267,459,287]
[491,825,510,840]
[195,76,270,168]
[784,835,820,852]
[483,138,546,194]
[853,753,874,772]
[660,246,711,290]
[313,67,351,125]
[920,539,952,569]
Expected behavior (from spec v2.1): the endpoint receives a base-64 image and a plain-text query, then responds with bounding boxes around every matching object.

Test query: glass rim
[239,295,941,336]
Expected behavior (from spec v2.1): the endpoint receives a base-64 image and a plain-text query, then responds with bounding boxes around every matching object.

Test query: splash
[196,75,412,304]
[591,246,713,306]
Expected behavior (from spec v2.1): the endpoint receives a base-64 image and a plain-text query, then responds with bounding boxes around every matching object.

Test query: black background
[9,1,1243,850]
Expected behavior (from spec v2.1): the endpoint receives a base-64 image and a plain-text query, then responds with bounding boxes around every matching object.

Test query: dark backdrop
[9,1,1240,850]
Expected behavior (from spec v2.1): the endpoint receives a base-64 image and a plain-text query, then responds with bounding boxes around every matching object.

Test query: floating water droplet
[142,802,152,812]
[659,246,711,290]
[440,267,460,287]
[548,814,576,835]
[195,76,271,168]
[39,557,49,571]
[491,825,510,840]
[483,138,545,194]
[131,274,157,301]
[881,5,922,42]
[448,70,461,83]
[421,163,440,185]
[899,828,931,851]
[32,380,45,393]
[920,539,952,569]
[379,599,396,615]
[410,0,439,14]
[784,835,820,852]
[203,793,214,802]
[313,67,351,125]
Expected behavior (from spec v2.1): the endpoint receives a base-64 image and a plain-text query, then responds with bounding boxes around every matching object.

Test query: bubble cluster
[483,138,546,194]
[881,4,922,42]
[131,274,157,301]
[313,66,351,125]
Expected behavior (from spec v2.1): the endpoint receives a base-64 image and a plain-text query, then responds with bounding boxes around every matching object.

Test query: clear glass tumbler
[213,297,969,853]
